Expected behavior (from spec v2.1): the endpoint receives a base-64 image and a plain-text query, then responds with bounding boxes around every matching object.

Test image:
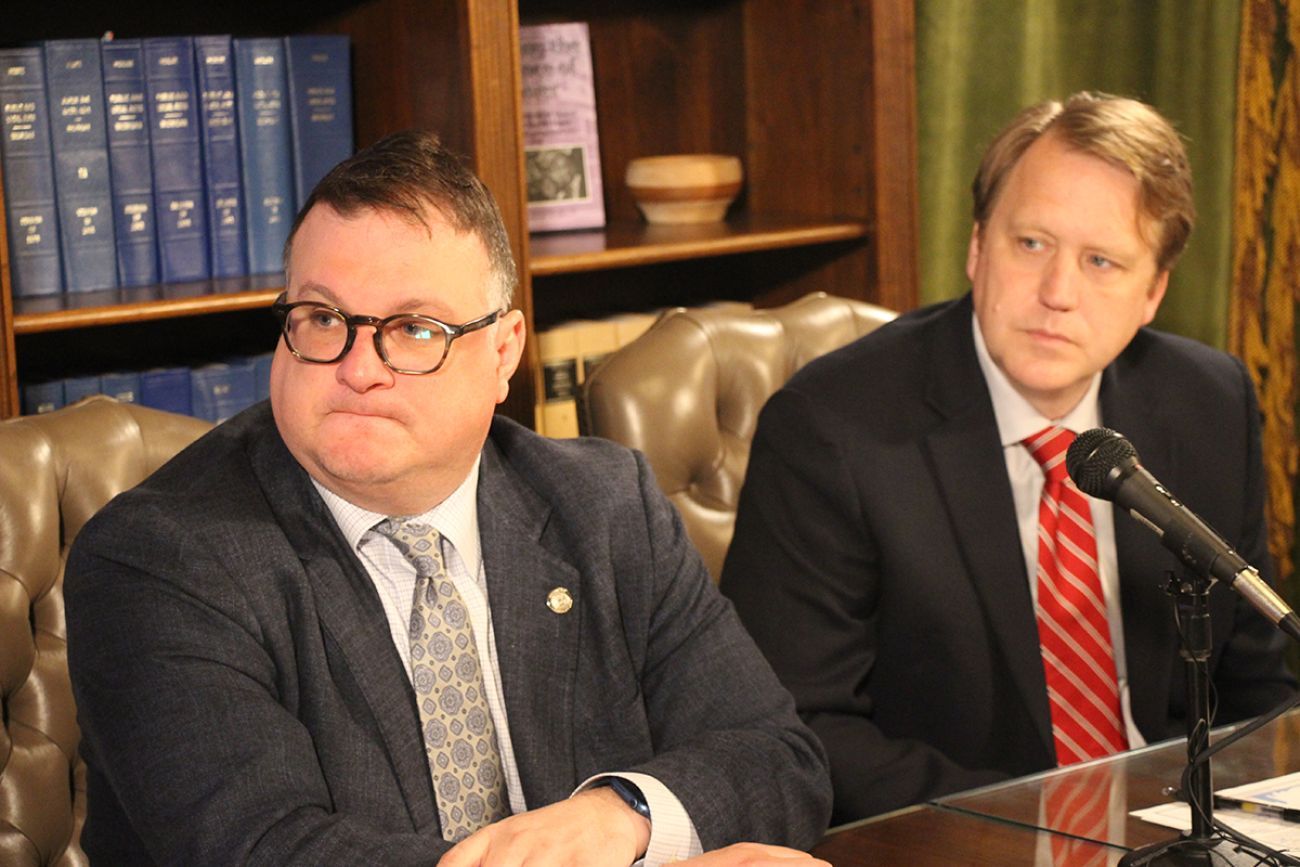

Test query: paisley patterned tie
[376,518,509,840]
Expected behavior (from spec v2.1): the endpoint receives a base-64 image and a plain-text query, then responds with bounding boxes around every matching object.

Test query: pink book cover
[520,22,605,232]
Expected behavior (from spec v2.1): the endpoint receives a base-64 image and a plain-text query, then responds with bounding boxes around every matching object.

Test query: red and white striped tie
[1024,426,1127,765]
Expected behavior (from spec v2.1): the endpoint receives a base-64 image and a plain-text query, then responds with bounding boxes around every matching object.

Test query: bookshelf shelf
[529,215,869,277]
[13,280,282,335]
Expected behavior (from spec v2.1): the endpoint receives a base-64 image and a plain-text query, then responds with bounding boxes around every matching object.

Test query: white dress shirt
[313,460,701,864]
[972,315,1145,749]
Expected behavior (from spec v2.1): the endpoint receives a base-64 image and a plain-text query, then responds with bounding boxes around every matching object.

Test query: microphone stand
[1119,568,1278,866]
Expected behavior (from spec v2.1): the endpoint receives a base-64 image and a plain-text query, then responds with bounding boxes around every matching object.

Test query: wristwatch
[604,777,652,821]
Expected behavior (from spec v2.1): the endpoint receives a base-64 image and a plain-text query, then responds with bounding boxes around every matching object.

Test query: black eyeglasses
[271,292,504,375]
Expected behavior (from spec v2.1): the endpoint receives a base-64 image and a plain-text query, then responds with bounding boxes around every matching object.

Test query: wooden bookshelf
[0,0,918,420]
[12,280,282,335]
[530,215,870,276]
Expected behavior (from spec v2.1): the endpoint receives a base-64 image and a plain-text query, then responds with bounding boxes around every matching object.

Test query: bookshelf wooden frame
[0,0,918,421]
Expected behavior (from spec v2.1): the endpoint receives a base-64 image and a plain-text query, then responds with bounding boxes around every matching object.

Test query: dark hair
[972,92,1195,271]
[284,130,518,309]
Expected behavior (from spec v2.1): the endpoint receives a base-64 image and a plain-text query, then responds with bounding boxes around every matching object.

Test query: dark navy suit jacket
[721,294,1296,823]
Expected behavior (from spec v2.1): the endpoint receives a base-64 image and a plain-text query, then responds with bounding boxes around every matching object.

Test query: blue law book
[0,47,62,297]
[140,365,192,414]
[62,373,102,404]
[233,37,295,276]
[250,351,273,403]
[101,38,159,287]
[143,36,209,282]
[191,358,256,422]
[100,370,141,403]
[43,38,118,293]
[194,36,246,278]
[22,380,65,415]
[284,35,353,211]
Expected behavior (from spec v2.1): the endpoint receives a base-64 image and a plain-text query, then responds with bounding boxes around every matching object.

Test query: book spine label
[195,35,247,278]
[234,38,295,276]
[101,39,159,287]
[284,35,353,212]
[44,38,119,292]
[520,22,605,233]
[144,36,210,282]
[0,47,63,296]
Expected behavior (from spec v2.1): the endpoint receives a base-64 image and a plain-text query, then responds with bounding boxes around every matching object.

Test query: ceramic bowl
[625,154,743,225]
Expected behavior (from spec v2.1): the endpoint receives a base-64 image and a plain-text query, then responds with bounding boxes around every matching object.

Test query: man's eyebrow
[292,282,455,318]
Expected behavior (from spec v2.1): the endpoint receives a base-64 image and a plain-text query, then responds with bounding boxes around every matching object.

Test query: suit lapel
[246,412,437,828]
[922,299,1055,758]
[477,438,582,809]
[1100,351,1180,735]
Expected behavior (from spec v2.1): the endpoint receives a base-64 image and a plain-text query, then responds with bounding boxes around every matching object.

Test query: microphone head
[1066,427,1139,498]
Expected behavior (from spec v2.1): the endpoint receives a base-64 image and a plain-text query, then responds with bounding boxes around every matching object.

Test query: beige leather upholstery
[582,292,896,582]
[0,396,210,866]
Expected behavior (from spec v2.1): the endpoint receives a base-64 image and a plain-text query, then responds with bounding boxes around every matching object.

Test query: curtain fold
[1229,0,1299,583]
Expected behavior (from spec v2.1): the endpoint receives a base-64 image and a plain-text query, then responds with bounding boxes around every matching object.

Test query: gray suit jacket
[722,294,1296,823]
[66,403,831,865]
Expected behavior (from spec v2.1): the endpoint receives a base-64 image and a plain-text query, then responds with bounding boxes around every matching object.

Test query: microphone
[1066,427,1300,643]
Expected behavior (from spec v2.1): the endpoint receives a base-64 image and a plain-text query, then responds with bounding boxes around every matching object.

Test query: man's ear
[1141,270,1170,326]
[494,309,527,405]
[965,223,984,284]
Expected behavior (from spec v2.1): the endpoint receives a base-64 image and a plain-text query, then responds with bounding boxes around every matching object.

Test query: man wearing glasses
[64,130,831,867]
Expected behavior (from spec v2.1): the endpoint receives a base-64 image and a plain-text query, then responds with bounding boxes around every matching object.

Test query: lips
[327,406,402,423]
[1025,327,1074,345]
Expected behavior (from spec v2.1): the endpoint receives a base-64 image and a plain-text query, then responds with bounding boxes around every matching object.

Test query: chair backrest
[0,396,210,866]
[581,292,896,581]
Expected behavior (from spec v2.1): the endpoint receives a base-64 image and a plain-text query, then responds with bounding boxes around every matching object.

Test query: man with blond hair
[722,92,1296,822]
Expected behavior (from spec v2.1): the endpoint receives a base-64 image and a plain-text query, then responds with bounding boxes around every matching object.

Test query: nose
[335,325,394,392]
[1039,254,1080,311]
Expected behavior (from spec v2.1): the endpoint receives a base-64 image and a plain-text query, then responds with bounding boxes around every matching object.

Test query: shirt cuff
[575,771,703,866]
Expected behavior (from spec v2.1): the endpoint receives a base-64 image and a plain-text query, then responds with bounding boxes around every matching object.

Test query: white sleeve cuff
[575,771,703,866]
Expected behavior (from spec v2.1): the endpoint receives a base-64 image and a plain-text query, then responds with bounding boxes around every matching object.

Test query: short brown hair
[971,92,1195,271]
[284,130,518,310]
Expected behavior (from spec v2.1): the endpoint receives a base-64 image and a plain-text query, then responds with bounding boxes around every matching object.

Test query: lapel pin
[546,586,573,614]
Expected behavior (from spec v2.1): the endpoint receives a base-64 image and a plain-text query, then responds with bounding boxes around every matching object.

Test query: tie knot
[1023,426,1075,485]
[375,518,445,578]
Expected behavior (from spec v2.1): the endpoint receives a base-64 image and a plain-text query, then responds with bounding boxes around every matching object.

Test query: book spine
[535,320,582,438]
[62,373,102,404]
[234,38,295,276]
[0,47,63,297]
[140,365,192,414]
[143,36,209,282]
[284,35,353,212]
[191,358,256,422]
[22,379,65,415]
[101,39,159,287]
[195,35,246,278]
[44,38,118,293]
[99,370,140,403]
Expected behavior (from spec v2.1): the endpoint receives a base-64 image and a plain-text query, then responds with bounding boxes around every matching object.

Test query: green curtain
[915,0,1241,348]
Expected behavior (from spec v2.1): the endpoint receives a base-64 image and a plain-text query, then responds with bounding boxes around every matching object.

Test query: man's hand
[438,785,650,867]
[677,843,830,866]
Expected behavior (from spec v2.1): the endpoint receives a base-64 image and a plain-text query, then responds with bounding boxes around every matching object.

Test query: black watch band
[605,777,652,821]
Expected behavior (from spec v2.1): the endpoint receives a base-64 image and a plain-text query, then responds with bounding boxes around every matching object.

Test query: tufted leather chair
[0,396,210,866]
[581,292,896,582]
